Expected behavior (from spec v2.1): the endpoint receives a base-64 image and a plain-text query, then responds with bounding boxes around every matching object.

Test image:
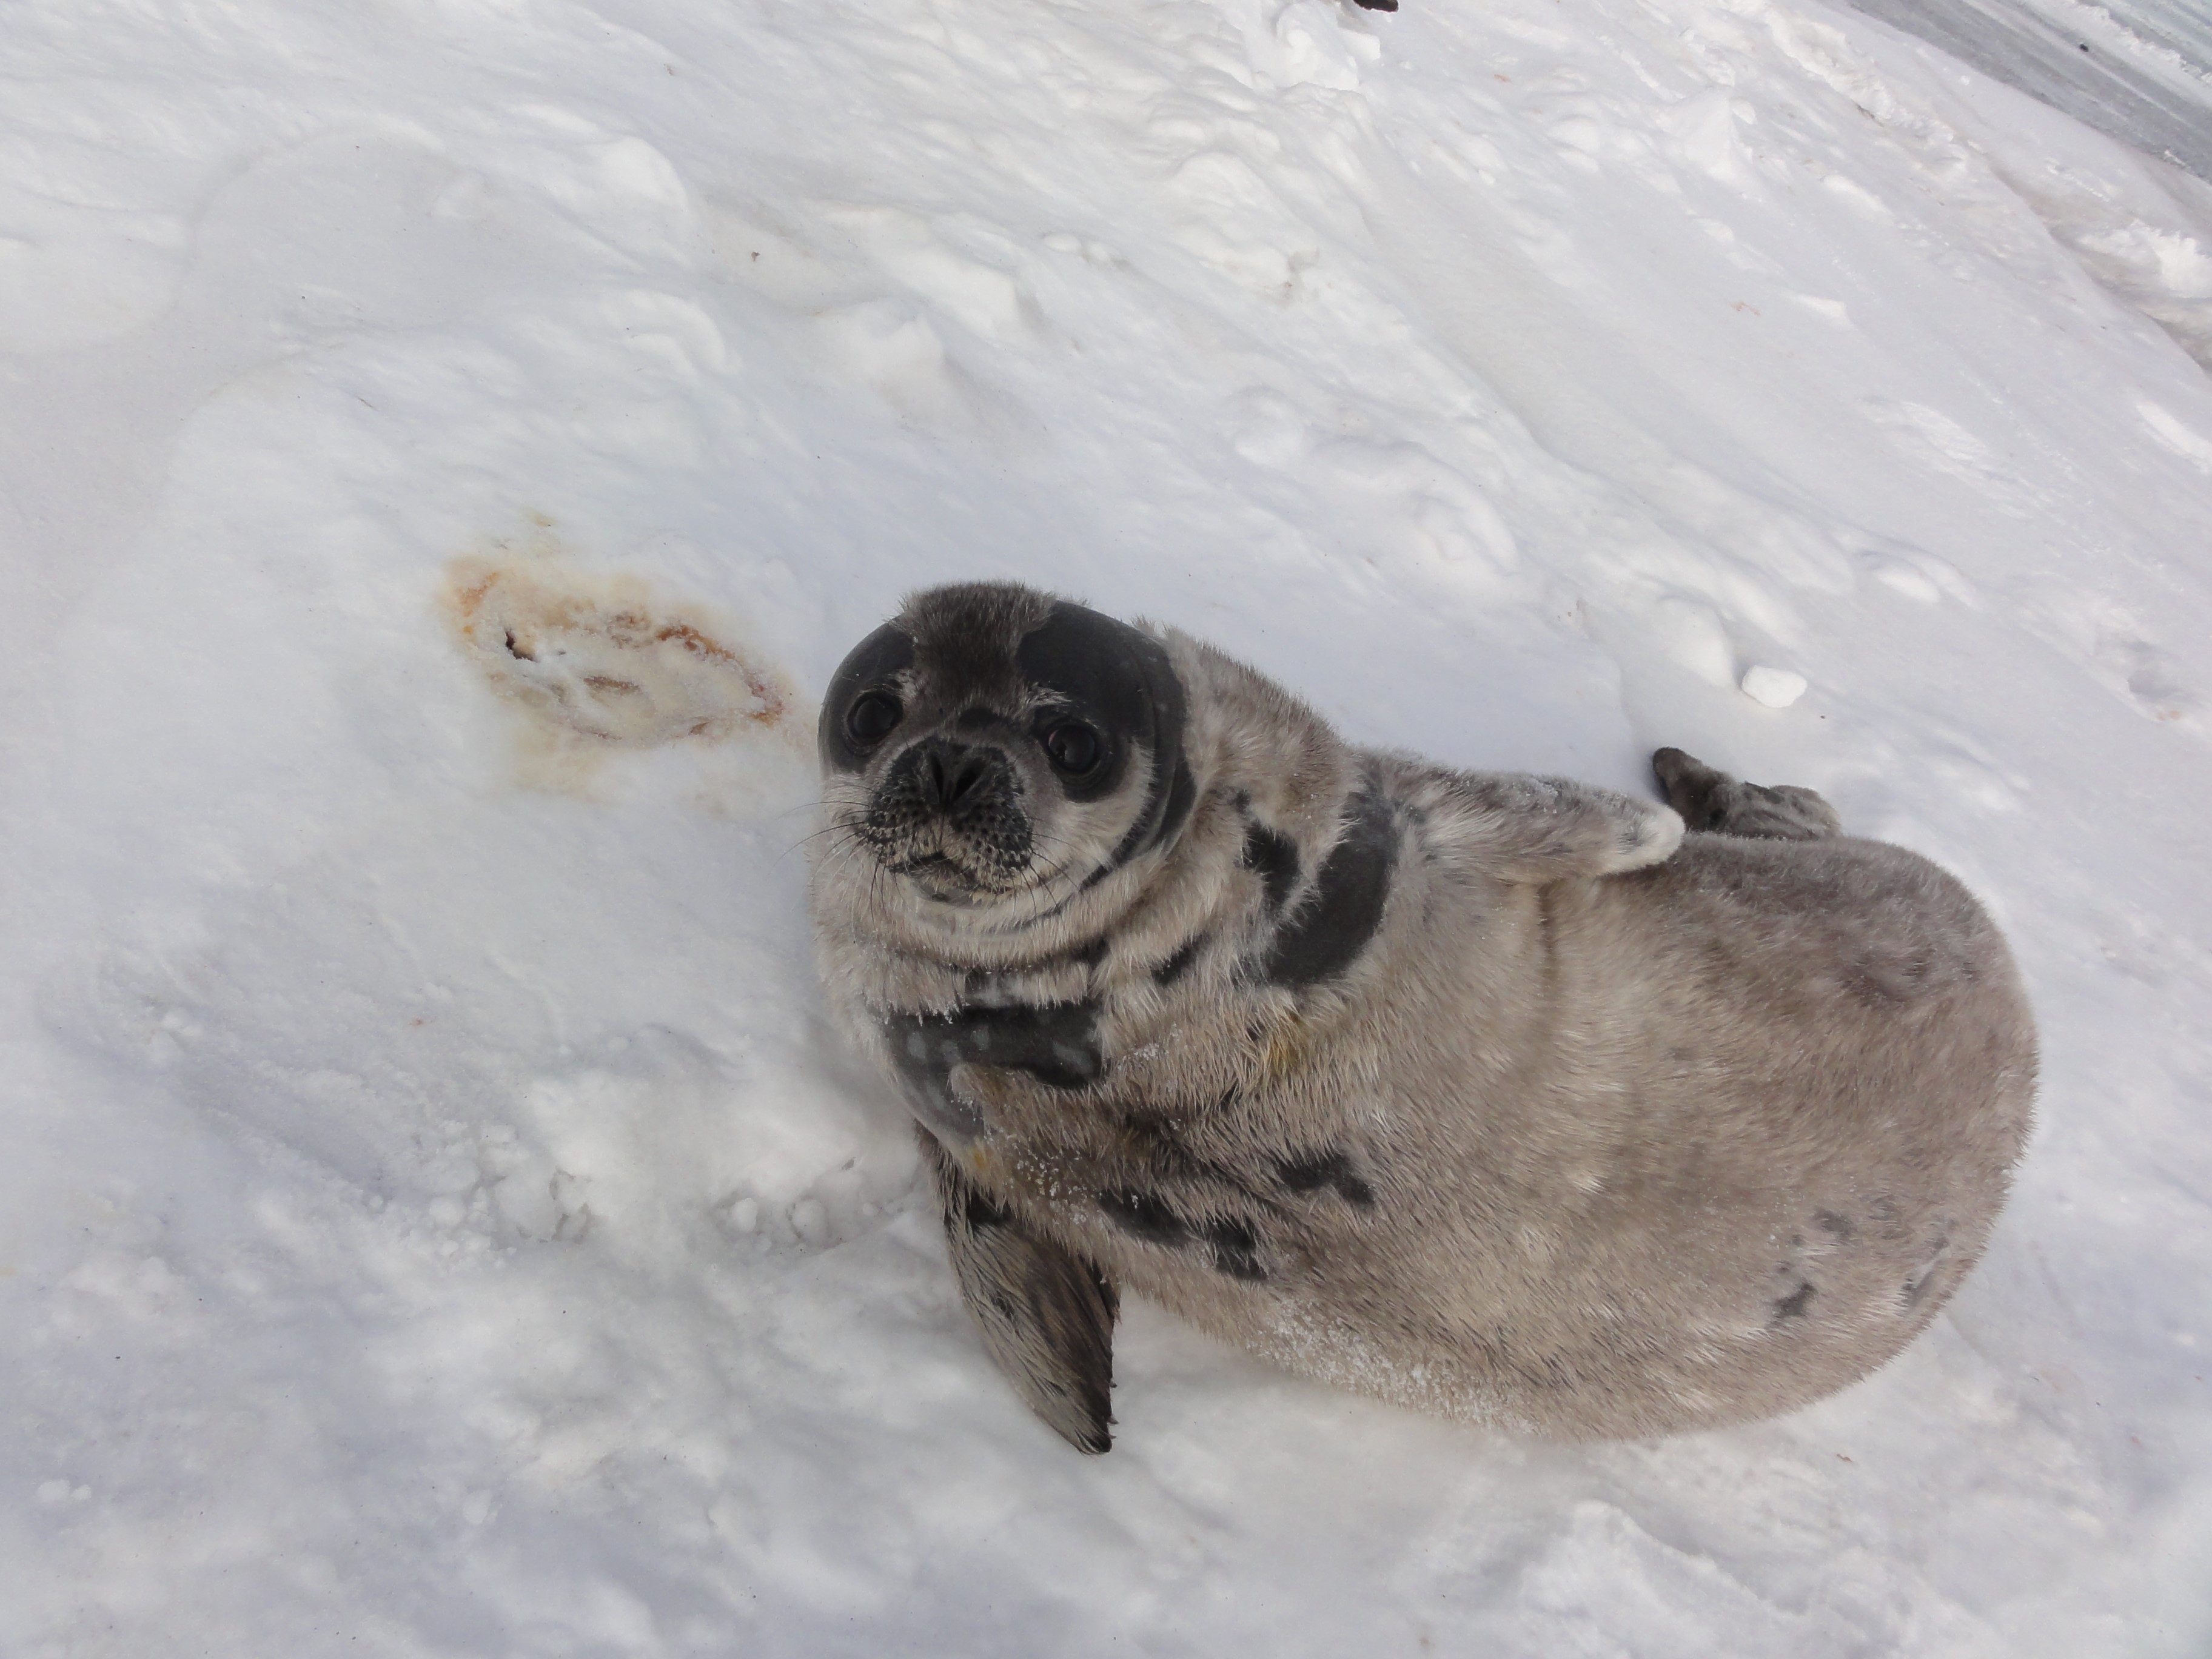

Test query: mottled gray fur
[809,582,2037,1452]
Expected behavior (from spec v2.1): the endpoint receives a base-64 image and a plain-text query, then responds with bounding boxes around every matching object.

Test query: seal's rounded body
[808,583,2036,1450]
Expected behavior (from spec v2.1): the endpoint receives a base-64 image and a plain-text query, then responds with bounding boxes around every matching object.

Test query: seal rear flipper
[919,1128,1119,1454]
[1651,748,1842,841]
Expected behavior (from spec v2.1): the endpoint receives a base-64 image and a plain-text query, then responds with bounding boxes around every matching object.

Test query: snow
[4,0,2211,1652]
[1740,664,1809,707]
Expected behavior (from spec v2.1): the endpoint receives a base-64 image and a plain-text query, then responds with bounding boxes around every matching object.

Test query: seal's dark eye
[1044,723,1102,776]
[845,691,902,748]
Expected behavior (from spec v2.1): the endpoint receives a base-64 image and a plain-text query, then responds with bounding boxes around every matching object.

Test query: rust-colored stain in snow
[444,554,796,748]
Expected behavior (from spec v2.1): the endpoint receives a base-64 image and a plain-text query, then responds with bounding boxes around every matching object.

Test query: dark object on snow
[809,582,2036,1453]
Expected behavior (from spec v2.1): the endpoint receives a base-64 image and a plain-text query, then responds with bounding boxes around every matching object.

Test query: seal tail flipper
[919,1127,1119,1454]
[1652,748,1843,842]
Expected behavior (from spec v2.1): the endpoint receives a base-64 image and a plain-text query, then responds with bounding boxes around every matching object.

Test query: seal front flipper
[919,1127,1119,1454]
[1435,768,1684,882]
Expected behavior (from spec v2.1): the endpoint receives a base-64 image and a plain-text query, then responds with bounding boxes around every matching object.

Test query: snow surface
[5,0,2212,1652]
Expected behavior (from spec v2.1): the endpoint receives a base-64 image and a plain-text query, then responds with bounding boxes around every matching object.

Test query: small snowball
[1741,665,1808,708]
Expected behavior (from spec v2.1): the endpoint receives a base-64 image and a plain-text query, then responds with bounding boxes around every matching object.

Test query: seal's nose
[913,739,999,811]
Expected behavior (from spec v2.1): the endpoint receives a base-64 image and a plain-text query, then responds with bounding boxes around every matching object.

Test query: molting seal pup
[808,582,2037,1452]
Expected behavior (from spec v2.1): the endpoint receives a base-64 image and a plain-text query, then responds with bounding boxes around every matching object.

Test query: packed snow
[5,0,2211,1652]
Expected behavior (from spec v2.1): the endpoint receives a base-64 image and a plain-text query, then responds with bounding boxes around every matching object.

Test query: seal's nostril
[909,740,996,809]
[948,755,990,806]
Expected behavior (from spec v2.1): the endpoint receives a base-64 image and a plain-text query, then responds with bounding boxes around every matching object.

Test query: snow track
[4,0,2210,1652]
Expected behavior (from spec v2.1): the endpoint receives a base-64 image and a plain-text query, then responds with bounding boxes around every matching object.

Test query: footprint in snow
[2094,629,2199,727]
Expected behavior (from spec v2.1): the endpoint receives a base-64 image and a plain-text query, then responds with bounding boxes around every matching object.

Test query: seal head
[819,582,1195,912]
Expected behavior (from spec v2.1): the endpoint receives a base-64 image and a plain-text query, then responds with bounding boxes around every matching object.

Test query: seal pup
[808,582,2037,1453]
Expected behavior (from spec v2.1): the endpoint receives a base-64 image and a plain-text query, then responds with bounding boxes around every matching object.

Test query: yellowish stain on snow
[441,531,807,792]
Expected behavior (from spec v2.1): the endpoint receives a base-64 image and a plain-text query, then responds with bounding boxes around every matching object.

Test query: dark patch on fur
[1141,759,1199,860]
[1153,935,1205,987]
[1200,1216,1267,1281]
[1098,1189,1189,1248]
[1814,1209,1854,1242]
[1101,754,1198,873]
[1099,1193,1265,1281]
[1017,606,1141,803]
[1016,606,1190,879]
[1114,1107,1282,1220]
[1013,597,1194,885]
[818,622,915,773]
[1276,1149,1376,1208]
[963,1184,1016,1230]
[883,1001,1102,1143]
[1774,1281,1816,1322]
[1241,819,1302,913]
[1257,774,1398,987]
